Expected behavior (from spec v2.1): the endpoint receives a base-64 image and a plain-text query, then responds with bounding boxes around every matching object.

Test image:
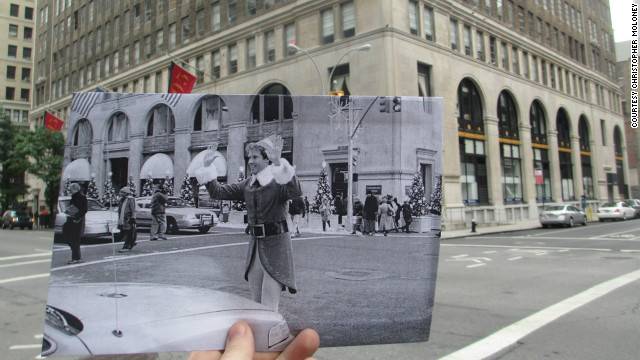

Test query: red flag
[45,111,63,131]
[168,62,197,94]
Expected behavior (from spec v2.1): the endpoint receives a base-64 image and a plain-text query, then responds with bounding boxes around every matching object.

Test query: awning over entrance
[62,158,91,181]
[187,149,227,178]
[140,153,174,179]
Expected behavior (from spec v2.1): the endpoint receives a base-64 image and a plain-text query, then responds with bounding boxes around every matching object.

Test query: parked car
[539,204,587,228]
[597,202,637,221]
[54,197,118,242]
[135,197,215,234]
[42,283,293,356]
[1,210,33,229]
[623,199,640,218]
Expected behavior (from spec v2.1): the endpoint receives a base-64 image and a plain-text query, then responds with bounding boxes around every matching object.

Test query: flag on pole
[71,92,100,118]
[168,61,197,94]
[44,111,64,131]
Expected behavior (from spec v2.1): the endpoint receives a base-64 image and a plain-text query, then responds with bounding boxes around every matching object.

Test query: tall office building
[32,0,625,230]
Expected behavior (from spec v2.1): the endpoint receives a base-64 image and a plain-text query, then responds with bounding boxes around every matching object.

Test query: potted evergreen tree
[408,172,430,233]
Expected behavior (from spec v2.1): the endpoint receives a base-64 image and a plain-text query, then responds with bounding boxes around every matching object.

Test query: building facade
[32,0,626,230]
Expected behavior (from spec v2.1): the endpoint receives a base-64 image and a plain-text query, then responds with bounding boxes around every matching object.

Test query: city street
[1,219,640,359]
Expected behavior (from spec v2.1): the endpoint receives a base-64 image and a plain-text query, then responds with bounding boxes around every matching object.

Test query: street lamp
[328,44,372,93]
[287,43,325,95]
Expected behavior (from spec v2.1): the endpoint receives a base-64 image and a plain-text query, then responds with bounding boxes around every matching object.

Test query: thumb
[221,321,255,360]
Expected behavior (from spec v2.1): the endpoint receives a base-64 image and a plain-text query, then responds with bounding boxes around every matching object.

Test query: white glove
[195,165,218,184]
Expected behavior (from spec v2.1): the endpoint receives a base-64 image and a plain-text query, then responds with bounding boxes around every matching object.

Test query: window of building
[146,105,175,136]
[408,0,418,35]
[104,55,110,77]
[6,66,16,80]
[501,42,509,70]
[105,22,110,45]
[195,56,204,84]
[182,16,190,44]
[156,30,164,53]
[212,50,220,78]
[557,109,574,201]
[460,137,488,204]
[144,35,151,59]
[329,63,350,95]
[498,91,518,140]
[133,41,140,65]
[507,0,515,27]
[113,51,119,72]
[9,24,18,38]
[417,62,432,97]
[108,112,130,141]
[463,25,472,56]
[96,26,102,49]
[522,51,529,78]
[212,2,221,32]
[342,1,355,38]
[229,44,237,74]
[134,4,141,29]
[194,96,227,131]
[155,71,162,92]
[450,19,459,51]
[228,0,237,25]
[322,8,334,44]
[476,31,485,60]
[284,22,296,56]
[549,64,556,88]
[196,8,205,37]
[22,110,28,122]
[247,0,256,15]
[123,46,129,68]
[489,36,497,65]
[424,5,435,41]
[578,116,594,199]
[541,59,547,85]
[497,0,503,21]
[22,67,30,82]
[23,48,31,60]
[530,100,551,201]
[96,59,101,80]
[265,30,275,63]
[12,110,19,123]
[247,37,256,69]
[169,23,176,49]
[501,143,523,203]
[10,4,19,17]
[458,78,484,136]
[517,6,525,32]
[250,84,293,124]
[6,87,15,100]
[123,10,130,34]
[265,0,275,9]
[511,47,519,74]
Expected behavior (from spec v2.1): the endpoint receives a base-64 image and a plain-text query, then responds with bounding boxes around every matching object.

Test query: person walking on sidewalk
[377,196,395,236]
[319,196,332,231]
[150,185,168,241]
[401,200,413,233]
[363,192,378,235]
[334,195,346,227]
[392,197,401,232]
[196,135,301,312]
[64,183,88,264]
[117,187,137,252]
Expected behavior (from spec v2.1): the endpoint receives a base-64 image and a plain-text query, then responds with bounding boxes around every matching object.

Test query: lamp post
[328,44,371,93]
[287,43,325,95]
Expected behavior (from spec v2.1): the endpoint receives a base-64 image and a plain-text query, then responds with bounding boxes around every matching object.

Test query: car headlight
[268,322,291,348]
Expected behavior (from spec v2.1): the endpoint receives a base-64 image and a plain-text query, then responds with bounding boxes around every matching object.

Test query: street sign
[535,169,543,185]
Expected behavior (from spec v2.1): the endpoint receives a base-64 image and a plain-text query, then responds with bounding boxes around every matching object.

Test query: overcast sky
[610,1,638,43]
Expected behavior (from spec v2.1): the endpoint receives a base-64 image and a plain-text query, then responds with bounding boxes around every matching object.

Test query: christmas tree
[62,178,71,196]
[87,175,101,202]
[408,172,427,216]
[141,176,153,197]
[426,174,442,216]
[179,174,195,206]
[102,173,119,207]
[312,162,333,213]
[163,175,174,196]
[232,167,246,211]
[127,176,137,197]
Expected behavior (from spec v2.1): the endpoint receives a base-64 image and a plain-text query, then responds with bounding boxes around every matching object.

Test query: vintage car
[42,283,293,356]
[135,196,215,234]
[54,197,118,242]
[597,201,637,221]
[1,209,33,229]
[539,204,587,228]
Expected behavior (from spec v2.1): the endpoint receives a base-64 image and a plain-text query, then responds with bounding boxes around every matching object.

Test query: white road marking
[9,344,42,350]
[438,268,640,360]
[483,251,497,254]
[508,256,523,261]
[452,254,469,258]
[621,249,640,253]
[0,252,51,261]
[0,259,51,268]
[467,264,486,268]
[441,244,612,252]
[590,227,640,238]
[0,273,49,284]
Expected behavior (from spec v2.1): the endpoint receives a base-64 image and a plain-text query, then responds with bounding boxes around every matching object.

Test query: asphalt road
[2,219,640,359]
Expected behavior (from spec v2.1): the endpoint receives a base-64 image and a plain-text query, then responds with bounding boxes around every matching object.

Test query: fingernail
[228,322,246,340]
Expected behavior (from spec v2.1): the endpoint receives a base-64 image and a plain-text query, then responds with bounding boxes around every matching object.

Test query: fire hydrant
[471,218,477,233]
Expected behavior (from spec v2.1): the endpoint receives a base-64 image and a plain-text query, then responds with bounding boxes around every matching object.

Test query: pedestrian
[117,187,137,252]
[377,196,395,236]
[401,200,413,233]
[319,196,332,231]
[363,192,378,235]
[334,195,346,227]
[63,183,88,264]
[150,185,168,241]
[289,196,304,237]
[351,195,364,234]
[196,134,301,312]
[392,197,401,232]
[34,209,39,229]
[303,196,310,224]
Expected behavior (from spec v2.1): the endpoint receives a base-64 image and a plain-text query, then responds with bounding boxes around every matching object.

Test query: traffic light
[392,97,401,112]
[379,96,390,113]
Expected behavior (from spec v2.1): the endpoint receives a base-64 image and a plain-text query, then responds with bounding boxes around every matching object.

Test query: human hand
[204,142,220,167]
[264,135,283,166]
[187,321,319,360]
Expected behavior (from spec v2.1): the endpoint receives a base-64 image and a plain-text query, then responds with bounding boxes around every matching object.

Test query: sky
[610,1,637,43]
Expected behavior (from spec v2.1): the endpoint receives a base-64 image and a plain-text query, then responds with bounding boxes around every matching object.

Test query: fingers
[188,350,223,360]
[276,329,320,360]
[220,321,255,360]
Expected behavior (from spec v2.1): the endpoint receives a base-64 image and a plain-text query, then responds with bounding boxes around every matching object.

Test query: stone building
[32,0,625,229]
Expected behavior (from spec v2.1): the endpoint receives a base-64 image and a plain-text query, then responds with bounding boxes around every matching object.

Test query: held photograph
[44,92,443,356]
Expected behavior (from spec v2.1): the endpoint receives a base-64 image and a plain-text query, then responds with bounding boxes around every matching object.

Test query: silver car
[597,202,637,221]
[54,197,118,242]
[539,204,587,228]
[42,283,293,356]
[135,197,216,234]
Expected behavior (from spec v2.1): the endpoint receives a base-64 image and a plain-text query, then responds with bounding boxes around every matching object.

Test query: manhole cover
[325,268,389,281]
[98,292,128,298]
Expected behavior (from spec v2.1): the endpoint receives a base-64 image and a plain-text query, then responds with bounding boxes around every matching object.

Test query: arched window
[497,91,522,203]
[613,126,627,198]
[72,119,93,146]
[556,109,574,200]
[107,112,129,142]
[250,83,293,124]
[530,101,550,201]
[194,96,227,131]
[146,104,175,136]
[457,79,488,204]
[578,116,594,199]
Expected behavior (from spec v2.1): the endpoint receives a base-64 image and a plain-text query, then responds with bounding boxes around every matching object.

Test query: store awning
[187,149,227,178]
[62,158,91,181]
[140,153,174,179]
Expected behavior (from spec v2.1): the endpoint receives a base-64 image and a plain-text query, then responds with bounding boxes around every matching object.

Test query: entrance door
[110,158,129,193]
[331,163,348,199]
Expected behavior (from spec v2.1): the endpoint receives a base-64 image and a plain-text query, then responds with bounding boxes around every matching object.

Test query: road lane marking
[483,251,497,254]
[441,244,612,252]
[452,254,469,258]
[508,256,523,261]
[466,264,486,268]
[0,273,49,284]
[438,267,640,360]
[0,259,51,268]
[621,249,640,253]
[0,253,51,261]
[590,227,640,239]
[9,344,42,350]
